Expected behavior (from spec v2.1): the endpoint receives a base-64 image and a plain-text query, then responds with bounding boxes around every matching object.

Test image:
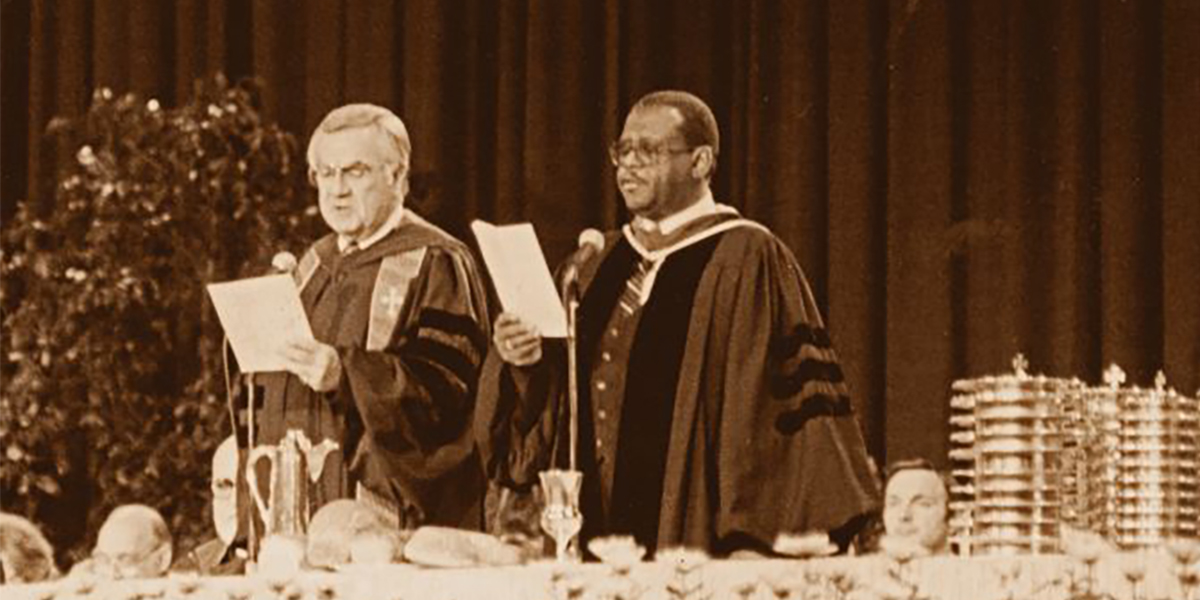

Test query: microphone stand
[564,271,581,471]
[538,269,584,562]
[244,372,259,571]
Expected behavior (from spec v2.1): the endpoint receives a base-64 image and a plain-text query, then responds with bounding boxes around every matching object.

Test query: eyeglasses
[309,162,398,186]
[607,140,696,167]
[90,544,170,579]
[211,476,236,495]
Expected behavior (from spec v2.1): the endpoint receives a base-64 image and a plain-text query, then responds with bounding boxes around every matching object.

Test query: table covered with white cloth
[5,552,1197,600]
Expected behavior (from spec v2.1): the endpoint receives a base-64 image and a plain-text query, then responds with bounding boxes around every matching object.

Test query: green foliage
[0,75,321,565]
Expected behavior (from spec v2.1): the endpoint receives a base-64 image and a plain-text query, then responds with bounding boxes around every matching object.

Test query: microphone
[562,228,605,287]
[271,251,298,274]
[574,228,605,266]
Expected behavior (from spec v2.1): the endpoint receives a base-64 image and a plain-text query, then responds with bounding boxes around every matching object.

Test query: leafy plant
[1,74,320,565]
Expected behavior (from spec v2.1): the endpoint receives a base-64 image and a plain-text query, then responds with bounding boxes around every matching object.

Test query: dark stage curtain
[3,0,1197,466]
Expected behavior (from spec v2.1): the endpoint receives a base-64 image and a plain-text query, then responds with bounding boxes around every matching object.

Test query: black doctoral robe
[256,211,490,529]
[477,209,879,553]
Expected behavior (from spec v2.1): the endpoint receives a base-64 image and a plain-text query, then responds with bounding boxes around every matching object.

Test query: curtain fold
[4,0,1197,467]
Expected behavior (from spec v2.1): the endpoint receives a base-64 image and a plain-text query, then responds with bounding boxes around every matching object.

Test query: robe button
[596,439,604,450]
[598,409,608,420]
[596,381,607,391]
[601,351,612,362]
[609,328,619,337]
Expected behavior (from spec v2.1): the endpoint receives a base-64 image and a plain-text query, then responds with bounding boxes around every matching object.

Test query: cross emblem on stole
[382,287,406,315]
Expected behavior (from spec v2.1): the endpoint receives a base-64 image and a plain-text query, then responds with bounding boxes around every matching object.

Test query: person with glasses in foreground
[171,436,250,575]
[478,91,879,557]
[254,104,490,531]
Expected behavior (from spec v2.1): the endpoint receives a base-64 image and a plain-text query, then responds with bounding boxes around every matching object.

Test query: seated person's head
[91,504,172,579]
[881,458,950,556]
[306,499,401,568]
[211,436,240,545]
[0,512,59,583]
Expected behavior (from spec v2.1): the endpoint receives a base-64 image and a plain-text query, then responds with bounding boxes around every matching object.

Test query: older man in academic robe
[478,91,879,556]
[256,104,489,530]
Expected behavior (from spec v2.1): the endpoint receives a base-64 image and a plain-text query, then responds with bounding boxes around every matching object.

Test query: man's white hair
[306,103,412,173]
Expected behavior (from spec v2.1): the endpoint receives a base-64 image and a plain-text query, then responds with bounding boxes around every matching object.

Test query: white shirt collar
[633,188,717,236]
[337,201,406,253]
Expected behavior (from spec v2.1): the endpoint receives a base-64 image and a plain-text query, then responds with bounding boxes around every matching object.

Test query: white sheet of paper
[471,220,567,337]
[206,274,315,373]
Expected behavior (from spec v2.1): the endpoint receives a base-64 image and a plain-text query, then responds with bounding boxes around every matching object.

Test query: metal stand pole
[537,274,584,562]
[245,373,258,571]
[566,286,580,471]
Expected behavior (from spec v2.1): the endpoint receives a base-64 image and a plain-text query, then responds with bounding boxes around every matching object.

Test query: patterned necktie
[618,258,654,314]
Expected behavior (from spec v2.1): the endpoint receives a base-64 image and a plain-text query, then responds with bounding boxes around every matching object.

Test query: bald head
[93,504,172,579]
[0,512,58,583]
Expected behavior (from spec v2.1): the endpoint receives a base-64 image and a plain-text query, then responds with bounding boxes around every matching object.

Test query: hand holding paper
[206,274,315,373]
[471,220,567,338]
[279,338,342,391]
[493,312,544,366]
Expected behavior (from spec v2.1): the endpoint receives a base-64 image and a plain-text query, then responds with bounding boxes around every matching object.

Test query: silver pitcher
[246,429,340,537]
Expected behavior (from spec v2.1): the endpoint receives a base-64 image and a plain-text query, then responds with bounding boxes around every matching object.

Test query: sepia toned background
[2,0,1198,549]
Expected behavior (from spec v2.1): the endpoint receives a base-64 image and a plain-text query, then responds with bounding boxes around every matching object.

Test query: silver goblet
[539,469,583,562]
